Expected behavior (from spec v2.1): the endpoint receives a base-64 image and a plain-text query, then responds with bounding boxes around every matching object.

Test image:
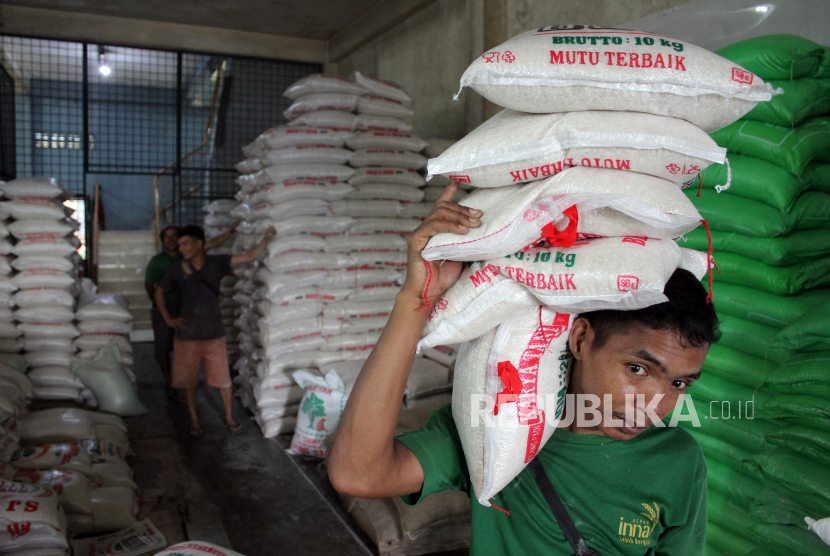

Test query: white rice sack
[155,543,247,556]
[18,322,79,339]
[419,263,540,350]
[14,306,75,323]
[354,72,412,103]
[459,26,777,132]
[71,342,146,417]
[24,351,73,368]
[268,287,352,306]
[349,167,426,187]
[349,283,400,301]
[346,130,427,152]
[267,235,327,257]
[0,484,67,552]
[0,277,18,294]
[203,213,237,227]
[355,114,412,132]
[423,166,702,261]
[0,364,33,395]
[424,186,465,203]
[348,217,421,235]
[273,215,354,237]
[75,303,132,322]
[11,237,75,258]
[350,148,427,170]
[0,241,12,255]
[247,164,355,187]
[11,256,73,273]
[323,299,395,319]
[264,350,368,376]
[7,220,74,239]
[0,339,23,353]
[284,73,367,99]
[27,367,84,389]
[356,95,414,118]
[246,181,353,204]
[66,486,137,536]
[77,320,133,335]
[236,157,263,174]
[422,344,460,367]
[479,237,707,312]
[329,199,401,218]
[18,407,96,444]
[0,322,22,339]
[261,145,353,166]
[203,199,238,213]
[348,251,408,270]
[260,317,349,344]
[250,199,331,222]
[398,202,433,220]
[287,110,357,130]
[259,302,325,328]
[283,92,361,120]
[318,268,402,289]
[12,443,91,475]
[346,183,425,202]
[288,369,346,458]
[263,336,326,359]
[325,234,406,253]
[2,199,66,220]
[406,358,451,399]
[12,288,74,308]
[259,126,353,149]
[343,316,388,335]
[424,138,455,158]
[260,270,327,297]
[23,337,74,352]
[0,177,64,199]
[453,306,573,506]
[323,331,381,352]
[263,252,352,274]
[427,110,726,188]
[11,269,74,290]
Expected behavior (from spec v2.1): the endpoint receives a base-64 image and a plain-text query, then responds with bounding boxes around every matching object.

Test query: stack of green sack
[676,34,830,556]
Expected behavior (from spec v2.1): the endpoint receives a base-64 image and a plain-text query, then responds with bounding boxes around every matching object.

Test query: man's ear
[568,317,592,361]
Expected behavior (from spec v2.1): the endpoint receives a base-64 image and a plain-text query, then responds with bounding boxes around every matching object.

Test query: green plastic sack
[745,448,830,516]
[763,352,830,399]
[766,425,830,467]
[773,300,830,351]
[758,394,830,431]
[743,79,830,127]
[702,283,828,328]
[751,523,830,556]
[702,343,774,388]
[817,46,830,79]
[684,227,830,267]
[710,117,830,176]
[707,522,759,556]
[717,314,796,365]
[745,546,784,556]
[690,429,753,469]
[681,398,775,453]
[696,154,809,211]
[802,162,830,194]
[710,251,830,296]
[750,488,812,526]
[691,373,772,407]
[705,544,727,556]
[716,35,825,80]
[709,490,759,539]
[686,189,830,237]
[706,458,765,510]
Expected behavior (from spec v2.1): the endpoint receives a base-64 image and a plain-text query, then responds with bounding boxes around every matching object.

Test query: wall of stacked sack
[674,35,830,556]
[227,73,459,448]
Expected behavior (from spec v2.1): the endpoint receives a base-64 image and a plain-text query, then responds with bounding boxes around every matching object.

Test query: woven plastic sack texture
[710,251,830,295]
[683,227,830,266]
[716,34,826,80]
[772,300,830,352]
[743,78,830,127]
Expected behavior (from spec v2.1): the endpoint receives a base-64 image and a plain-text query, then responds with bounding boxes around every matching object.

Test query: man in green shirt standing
[329,182,719,555]
[145,223,237,395]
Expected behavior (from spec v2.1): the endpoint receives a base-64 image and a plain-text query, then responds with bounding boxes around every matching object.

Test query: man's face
[177,235,203,261]
[567,318,708,441]
[162,228,179,252]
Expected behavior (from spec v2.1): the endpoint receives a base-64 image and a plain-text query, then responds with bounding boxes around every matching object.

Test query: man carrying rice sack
[329,182,720,555]
[154,225,275,437]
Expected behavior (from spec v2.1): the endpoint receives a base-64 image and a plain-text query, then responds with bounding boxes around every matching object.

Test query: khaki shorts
[171,338,231,389]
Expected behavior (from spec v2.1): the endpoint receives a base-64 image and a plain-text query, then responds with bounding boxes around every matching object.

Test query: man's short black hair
[159,225,179,241]
[580,268,720,349]
[178,225,205,243]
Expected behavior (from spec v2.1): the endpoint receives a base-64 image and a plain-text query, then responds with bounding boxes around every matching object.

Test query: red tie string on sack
[696,173,703,198]
[495,361,523,416]
[419,260,433,313]
[701,219,720,304]
[539,205,579,248]
[489,501,511,516]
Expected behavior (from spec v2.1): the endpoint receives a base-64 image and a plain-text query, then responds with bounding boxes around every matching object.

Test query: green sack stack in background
[678,33,830,556]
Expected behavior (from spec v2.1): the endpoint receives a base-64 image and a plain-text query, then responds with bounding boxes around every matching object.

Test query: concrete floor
[129,342,377,556]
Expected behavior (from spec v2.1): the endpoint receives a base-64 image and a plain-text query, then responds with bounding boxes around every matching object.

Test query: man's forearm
[154,288,172,322]
[205,227,234,251]
[329,293,429,495]
[231,237,269,267]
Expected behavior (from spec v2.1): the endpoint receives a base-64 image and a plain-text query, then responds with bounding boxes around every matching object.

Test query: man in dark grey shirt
[156,224,276,436]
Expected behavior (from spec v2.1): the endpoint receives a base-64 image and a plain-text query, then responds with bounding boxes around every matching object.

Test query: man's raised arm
[230,226,276,268]
[329,182,482,499]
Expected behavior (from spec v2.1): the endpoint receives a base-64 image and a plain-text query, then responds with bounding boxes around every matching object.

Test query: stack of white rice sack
[230,74,458,441]
[73,287,135,383]
[0,178,87,406]
[1,356,139,551]
[419,25,779,507]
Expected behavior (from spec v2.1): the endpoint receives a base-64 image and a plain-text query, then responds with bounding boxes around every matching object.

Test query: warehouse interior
[1,0,829,555]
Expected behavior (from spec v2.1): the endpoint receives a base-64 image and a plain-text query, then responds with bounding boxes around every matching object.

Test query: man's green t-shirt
[397,404,707,556]
[145,252,182,317]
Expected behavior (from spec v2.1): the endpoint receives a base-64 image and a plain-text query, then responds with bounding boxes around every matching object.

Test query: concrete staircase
[97,230,157,340]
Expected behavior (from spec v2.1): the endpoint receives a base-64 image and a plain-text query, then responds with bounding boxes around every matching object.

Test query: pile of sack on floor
[674,34,830,556]
[228,73,458,448]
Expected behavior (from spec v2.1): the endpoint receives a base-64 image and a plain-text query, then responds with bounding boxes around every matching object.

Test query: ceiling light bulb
[755,5,769,12]
[99,65,111,76]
